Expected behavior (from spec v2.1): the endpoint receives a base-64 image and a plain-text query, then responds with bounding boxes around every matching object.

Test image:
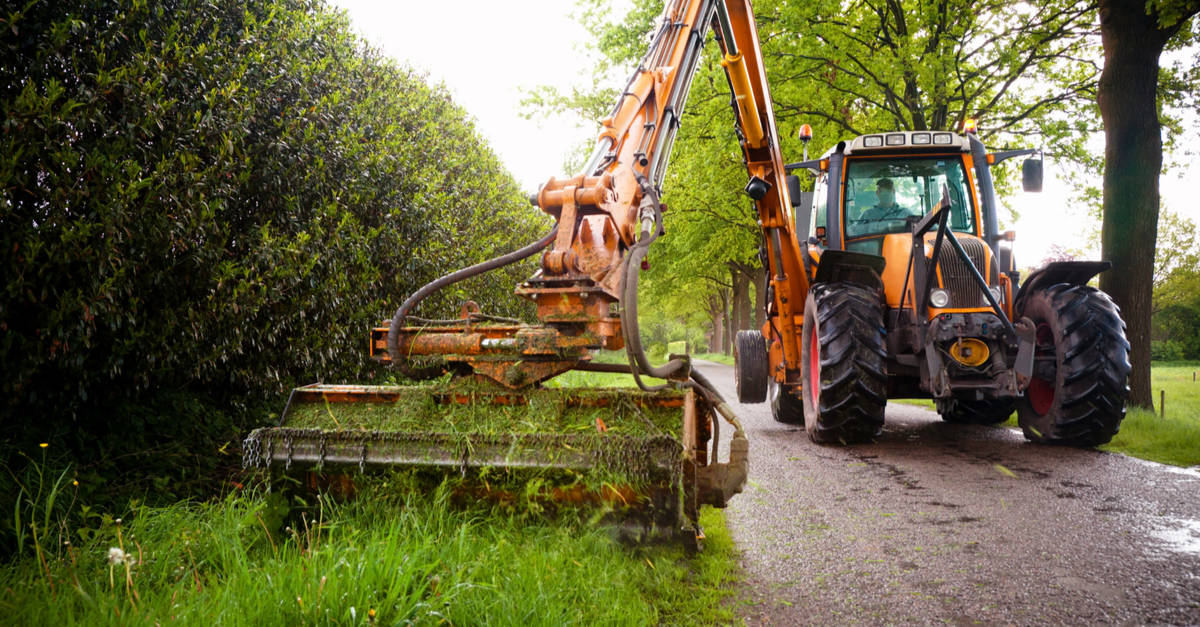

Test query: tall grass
[1101,408,1200,467]
[0,471,739,625]
[1101,361,1200,467]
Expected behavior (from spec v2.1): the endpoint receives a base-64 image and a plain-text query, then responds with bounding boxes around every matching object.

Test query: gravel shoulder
[693,360,1200,625]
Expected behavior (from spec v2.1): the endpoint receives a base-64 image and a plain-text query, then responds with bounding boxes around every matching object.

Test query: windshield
[843,157,976,239]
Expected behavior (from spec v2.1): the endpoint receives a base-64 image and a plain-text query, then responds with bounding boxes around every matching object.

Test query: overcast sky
[329,1,1198,267]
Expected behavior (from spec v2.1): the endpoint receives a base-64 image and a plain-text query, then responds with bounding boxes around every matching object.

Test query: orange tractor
[245,0,1130,542]
[735,127,1130,447]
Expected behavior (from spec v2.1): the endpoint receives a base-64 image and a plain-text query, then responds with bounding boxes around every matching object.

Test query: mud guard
[1013,260,1111,315]
[813,250,886,289]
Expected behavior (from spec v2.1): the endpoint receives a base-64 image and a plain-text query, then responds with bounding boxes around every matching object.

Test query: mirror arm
[784,158,823,174]
[989,148,1039,166]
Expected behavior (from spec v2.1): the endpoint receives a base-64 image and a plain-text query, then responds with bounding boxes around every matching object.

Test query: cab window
[843,157,976,239]
[811,174,827,242]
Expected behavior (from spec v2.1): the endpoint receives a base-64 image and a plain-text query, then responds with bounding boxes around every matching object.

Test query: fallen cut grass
[0,477,739,625]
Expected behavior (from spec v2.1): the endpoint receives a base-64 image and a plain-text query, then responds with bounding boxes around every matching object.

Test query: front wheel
[734,330,768,403]
[769,378,804,425]
[1016,284,1130,446]
[800,283,887,444]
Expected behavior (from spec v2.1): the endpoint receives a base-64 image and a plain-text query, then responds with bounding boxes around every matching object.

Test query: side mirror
[1022,156,1043,192]
[786,174,803,208]
[787,174,815,239]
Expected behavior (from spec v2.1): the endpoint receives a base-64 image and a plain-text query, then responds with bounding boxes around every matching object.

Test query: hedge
[0,0,548,500]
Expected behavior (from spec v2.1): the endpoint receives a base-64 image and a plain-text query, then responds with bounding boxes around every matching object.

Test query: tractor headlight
[988,286,1003,303]
[929,289,950,308]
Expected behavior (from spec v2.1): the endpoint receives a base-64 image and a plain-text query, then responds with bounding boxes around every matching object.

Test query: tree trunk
[1096,0,1190,409]
[707,292,726,355]
[720,287,732,355]
[731,266,751,334]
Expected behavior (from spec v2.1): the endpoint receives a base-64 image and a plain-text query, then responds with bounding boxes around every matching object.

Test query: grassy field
[0,478,739,626]
[1100,362,1200,467]
[891,362,1200,467]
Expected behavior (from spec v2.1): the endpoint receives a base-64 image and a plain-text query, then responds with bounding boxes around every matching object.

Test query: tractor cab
[797,130,1006,319]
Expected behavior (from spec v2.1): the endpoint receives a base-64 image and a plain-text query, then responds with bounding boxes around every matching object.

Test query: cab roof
[822,130,972,158]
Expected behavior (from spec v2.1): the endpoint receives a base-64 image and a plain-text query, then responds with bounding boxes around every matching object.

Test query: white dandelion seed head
[107,547,127,565]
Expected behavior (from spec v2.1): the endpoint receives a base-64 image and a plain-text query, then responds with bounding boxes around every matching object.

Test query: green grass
[692,352,735,366]
[0,478,739,626]
[1101,361,1200,467]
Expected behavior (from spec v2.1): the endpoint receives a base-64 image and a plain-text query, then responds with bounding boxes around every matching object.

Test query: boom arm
[527,0,808,369]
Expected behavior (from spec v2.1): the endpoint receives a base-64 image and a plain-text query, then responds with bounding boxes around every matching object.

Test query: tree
[1151,211,1200,360]
[1096,0,1199,408]
[760,0,1101,151]
[1154,210,1200,291]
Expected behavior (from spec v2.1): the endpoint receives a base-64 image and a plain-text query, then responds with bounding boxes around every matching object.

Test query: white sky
[330,1,1199,267]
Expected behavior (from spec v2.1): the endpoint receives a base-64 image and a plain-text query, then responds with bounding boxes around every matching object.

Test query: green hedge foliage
[0,0,547,465]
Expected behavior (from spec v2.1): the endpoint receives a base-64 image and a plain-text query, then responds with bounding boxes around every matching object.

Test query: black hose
[613,175,745,448]
[618,178,689,390]
[386,225,558,370]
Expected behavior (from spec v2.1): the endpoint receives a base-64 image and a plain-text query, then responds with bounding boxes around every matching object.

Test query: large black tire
[935,397,1015,425]
[769,378,804,425]
[800,283,887,444]
[734,330,769,403]
[1016,284,1130,446]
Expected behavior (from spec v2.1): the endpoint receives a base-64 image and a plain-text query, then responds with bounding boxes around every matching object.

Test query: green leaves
[0,0,546,462]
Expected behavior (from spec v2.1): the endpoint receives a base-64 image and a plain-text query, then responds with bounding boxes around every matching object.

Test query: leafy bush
[0,0,547,503]
[1151,340,1186,362]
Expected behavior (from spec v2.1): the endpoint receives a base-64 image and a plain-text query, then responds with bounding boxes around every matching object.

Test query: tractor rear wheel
[734,330,768,403]
[769,378,804,425]
[935,397,1015,425]
[1016,284,1130,446]
[800,283,887,444]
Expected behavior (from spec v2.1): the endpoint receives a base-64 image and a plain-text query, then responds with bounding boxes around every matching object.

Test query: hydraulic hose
[617,175,745,440]
[386,225,558,372]
[619,178,689,389]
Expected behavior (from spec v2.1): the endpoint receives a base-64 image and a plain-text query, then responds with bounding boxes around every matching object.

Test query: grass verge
[1100,361,1200,467]
[692,352,735,366]
[1101,408,1200,467]
[0,478,739,626]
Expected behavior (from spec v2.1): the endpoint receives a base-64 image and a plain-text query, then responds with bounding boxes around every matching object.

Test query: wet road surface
[694,361,1200,625]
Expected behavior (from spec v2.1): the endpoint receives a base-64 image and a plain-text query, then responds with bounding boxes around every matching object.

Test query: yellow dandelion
[39,443,48,448]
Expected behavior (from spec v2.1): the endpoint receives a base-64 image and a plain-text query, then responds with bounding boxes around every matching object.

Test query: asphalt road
[693,360,1200,625]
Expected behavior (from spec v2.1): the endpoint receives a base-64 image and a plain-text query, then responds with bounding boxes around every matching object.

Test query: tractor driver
[859,178,910,221]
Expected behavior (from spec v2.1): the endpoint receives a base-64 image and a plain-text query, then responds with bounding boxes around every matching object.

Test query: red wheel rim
[1028,322,1056,415]
[808,324,820,408]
